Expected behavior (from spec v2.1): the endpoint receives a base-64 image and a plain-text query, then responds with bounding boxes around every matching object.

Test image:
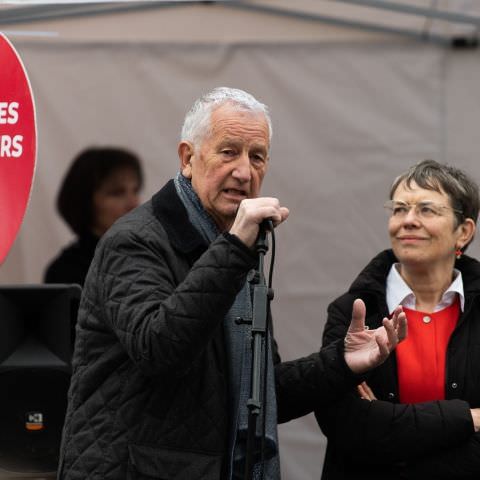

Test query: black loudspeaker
[0,285,81,478]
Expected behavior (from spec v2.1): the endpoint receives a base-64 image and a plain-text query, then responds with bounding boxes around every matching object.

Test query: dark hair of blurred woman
[44,147,143,286]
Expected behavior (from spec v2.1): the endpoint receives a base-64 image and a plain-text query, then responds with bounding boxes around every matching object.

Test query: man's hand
[229,197,289,248]
[344,299,407,374]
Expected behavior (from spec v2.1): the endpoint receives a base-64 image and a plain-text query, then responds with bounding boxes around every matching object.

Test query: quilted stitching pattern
[59,189,351,479]
[59,201,256,480]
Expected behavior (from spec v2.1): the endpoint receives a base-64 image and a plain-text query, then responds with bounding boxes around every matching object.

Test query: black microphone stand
[243,221,273,480]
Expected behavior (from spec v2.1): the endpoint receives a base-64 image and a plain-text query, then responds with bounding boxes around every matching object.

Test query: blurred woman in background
[44,147,143,286]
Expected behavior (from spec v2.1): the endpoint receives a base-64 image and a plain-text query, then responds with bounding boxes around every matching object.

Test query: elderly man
[58,87,405,480]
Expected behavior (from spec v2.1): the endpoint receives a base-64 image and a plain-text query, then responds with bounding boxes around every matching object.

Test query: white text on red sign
[0,101,23,157]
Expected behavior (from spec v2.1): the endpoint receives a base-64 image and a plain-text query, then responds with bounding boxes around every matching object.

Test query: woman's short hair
[390,159,479,251]
[57,147,143,236]
[180,86,272,148]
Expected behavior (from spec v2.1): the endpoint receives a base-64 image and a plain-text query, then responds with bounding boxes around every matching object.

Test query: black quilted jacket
[317,249,480,480]
[58,180,365,480]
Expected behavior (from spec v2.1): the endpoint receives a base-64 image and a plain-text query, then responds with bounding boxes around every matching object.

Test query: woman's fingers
[397,311,408,342]
[357,381,377,401]
[382,307,407,349]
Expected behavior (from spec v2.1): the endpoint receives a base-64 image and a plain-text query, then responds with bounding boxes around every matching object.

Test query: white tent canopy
[2,0,480,44]
[1,2,480,478]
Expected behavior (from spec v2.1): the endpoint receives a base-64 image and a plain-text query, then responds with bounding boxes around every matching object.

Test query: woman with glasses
[316,159,480,480]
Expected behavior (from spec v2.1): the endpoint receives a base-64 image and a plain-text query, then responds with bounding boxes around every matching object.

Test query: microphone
[256,218,273,253]
[259,218,274,234]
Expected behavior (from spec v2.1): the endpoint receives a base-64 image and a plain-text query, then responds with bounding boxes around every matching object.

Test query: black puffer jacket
[58,180,364,480]
[316,249,480,480]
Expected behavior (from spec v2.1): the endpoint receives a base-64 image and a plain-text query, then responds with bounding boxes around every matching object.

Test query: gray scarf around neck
[174,173,280,480]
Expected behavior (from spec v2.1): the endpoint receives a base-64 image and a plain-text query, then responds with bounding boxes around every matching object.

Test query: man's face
[180,103,270,231]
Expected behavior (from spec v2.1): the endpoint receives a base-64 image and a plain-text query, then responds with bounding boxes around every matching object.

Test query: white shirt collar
[386,263,464,314]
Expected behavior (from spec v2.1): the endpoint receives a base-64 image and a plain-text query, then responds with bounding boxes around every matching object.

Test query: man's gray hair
[180,87,272,147]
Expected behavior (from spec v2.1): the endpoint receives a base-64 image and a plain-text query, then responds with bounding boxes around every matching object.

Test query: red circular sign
[0,34,36,264]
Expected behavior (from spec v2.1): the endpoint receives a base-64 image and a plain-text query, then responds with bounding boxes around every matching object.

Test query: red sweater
[397,299,459,403]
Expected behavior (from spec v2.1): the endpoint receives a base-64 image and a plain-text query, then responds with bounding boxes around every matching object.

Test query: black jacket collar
[349,248,480,297]
[151,179,208,259]
[348,249,397,296]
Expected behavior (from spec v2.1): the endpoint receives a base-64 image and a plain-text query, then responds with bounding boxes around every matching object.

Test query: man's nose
[232,153,251,182]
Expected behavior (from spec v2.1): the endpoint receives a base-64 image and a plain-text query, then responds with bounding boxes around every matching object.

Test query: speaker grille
[0,368,70,474]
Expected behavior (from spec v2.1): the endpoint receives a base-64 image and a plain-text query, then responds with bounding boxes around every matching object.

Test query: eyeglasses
[384,200,463,219]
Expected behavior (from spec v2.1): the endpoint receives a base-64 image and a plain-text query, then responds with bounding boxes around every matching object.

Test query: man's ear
[178,141,194,179]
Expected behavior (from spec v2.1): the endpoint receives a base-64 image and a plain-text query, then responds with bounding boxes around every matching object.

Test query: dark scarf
[174,173,280,480]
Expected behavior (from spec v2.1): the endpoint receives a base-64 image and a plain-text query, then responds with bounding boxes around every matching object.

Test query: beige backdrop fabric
[2,40,480,479]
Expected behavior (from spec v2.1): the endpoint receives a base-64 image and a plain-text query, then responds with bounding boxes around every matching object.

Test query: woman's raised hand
[344,299,407,374]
